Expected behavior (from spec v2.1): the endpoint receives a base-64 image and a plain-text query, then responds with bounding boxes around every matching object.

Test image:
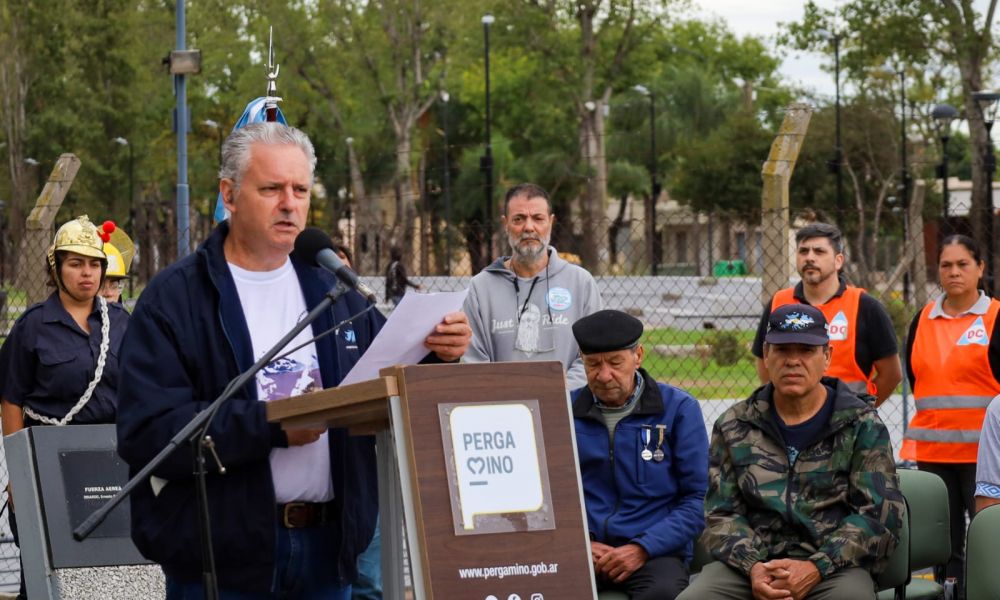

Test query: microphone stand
[73,283,353,600]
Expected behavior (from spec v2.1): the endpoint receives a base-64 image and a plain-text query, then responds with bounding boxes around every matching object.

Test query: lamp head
[972,91,1000,124]
[932,103,960,138]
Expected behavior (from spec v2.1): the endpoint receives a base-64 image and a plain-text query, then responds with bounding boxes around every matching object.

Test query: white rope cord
[25,296,111,426]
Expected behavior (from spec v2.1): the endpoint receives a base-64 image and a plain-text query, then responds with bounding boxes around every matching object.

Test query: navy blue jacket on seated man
[116,122,471,600]
[571,310,709,600]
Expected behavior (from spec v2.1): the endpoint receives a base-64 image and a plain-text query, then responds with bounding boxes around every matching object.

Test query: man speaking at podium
[116,122,471,599]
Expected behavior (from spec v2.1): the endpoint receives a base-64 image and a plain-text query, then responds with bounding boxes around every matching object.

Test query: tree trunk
[417,153,429,275]
[608,194,629,269]
[941,0,995,284]
[346,141,377,274]
[392,130,417,263]
[846,162,872,288]
[578,104,609,273]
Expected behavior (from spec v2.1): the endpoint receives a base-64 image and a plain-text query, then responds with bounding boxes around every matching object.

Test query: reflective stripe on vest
[901,298,1000,463]
[904,427,982,443]
[772,286,874,394]
[914,395,996,410]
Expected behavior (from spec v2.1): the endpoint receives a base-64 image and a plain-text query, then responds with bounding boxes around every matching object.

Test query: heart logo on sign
[467,457,486,474]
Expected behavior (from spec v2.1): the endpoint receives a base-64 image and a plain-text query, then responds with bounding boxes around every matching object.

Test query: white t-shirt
[229,258,334,503]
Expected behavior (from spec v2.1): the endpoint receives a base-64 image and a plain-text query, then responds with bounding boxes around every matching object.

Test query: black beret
[572,309,644,354]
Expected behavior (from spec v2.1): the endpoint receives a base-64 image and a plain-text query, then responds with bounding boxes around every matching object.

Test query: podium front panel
[392,361,594,599]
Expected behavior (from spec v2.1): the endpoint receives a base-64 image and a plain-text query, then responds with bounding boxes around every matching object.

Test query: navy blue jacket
[3,292,129,424]
[572,369,709,562]
[116,222,383,592]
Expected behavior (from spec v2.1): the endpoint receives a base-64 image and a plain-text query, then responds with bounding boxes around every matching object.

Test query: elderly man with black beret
[571,309,709,600]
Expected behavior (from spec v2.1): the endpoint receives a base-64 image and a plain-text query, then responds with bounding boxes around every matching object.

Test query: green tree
[671,109,773,221]
[783,0,1000,279]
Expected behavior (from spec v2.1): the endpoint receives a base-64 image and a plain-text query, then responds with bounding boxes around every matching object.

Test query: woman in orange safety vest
[902,234,1000,592]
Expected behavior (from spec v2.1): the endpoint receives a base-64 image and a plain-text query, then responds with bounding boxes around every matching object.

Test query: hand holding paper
[341,290,469,385]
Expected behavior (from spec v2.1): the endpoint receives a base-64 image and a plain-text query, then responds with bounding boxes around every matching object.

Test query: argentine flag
[213,97,288,222]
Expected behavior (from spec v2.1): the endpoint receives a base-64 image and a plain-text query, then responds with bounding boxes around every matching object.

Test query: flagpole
[175,0,191,258]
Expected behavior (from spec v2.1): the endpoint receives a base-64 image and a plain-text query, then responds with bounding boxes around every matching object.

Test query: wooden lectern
[267,361,596,600]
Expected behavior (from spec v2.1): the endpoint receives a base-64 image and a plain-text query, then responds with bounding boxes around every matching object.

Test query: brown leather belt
[277,501,334,528]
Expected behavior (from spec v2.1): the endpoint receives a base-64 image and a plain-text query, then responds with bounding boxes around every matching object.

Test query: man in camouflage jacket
[679,303,903,600]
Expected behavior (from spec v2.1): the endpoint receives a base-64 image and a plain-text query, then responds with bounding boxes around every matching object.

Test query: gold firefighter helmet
[47,215,107,271]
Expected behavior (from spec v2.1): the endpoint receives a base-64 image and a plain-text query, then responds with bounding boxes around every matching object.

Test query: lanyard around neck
[514,276,541,323]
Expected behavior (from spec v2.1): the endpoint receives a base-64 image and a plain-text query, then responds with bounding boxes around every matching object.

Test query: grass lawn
[640,327,760,400]
[641,327,756,346]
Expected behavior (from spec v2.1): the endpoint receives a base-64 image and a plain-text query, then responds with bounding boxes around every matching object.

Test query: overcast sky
[691,0,994,100]
[691,0,841,98]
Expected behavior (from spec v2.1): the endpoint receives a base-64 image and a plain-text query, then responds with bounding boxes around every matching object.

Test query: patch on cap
[765,303,829,346]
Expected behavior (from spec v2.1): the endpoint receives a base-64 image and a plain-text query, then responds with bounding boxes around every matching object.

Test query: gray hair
[218,122,317,193]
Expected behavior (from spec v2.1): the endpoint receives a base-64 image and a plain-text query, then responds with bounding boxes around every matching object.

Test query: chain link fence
[0,189,967,591]
[334,202,935,463]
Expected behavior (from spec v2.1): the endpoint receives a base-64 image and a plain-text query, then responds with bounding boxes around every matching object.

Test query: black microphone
[293,228,378,303]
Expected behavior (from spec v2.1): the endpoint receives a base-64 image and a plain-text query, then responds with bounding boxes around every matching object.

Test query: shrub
[707,330,746,366]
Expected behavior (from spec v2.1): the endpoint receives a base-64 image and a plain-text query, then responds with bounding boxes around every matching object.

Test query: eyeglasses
[104,279,124,290]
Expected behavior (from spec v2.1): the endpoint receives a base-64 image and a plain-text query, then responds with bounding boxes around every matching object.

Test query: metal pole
[833,34,844,224]
[442,96,452,274]
[942,135,950,235]
[649,91,659,276]
[899,70,910,304]
[175,0,191,259]
[128,144,135,296]
[986,121,996,296]
[481,15,494,262]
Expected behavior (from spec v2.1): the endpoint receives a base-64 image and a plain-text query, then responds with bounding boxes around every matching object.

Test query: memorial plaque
[59,450,130,539]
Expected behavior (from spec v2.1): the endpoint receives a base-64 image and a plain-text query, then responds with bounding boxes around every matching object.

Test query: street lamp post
[634,84,660,275]
[480,14,495,263]
[894,68,911,303]
[819,29,845,224]
[440,90,452,274]
[972,90,1000,296]
[114,137,135,295]
[932,103,960,236]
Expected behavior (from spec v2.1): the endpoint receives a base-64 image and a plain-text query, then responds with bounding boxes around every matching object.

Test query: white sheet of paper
[340,290,469,386]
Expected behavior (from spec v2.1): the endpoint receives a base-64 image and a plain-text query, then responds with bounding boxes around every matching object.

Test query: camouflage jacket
[701,377,904,578]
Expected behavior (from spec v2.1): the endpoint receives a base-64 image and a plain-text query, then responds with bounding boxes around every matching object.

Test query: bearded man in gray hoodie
[463,183,602,391]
